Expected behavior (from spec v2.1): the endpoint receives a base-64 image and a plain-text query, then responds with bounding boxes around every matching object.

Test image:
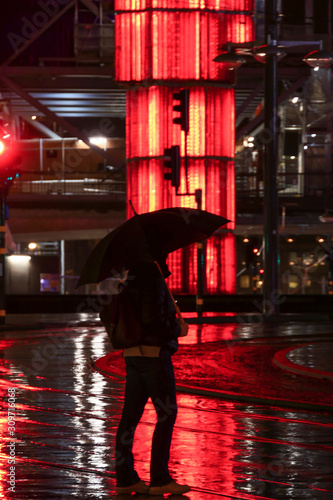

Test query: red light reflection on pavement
[129,398,247,498]
[1,325,333,499]
[178,322,237,345]
[0,424,7,499]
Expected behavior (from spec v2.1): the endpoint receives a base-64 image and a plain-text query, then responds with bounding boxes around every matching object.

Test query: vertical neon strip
[148,160,160,212]
[199,89,206,155]
[160,12,165,79]
[187,88,205,157]
[126,162,132,219]
[206,238,218,292]
[152,13,158,77]
[205,234,236,293]
[148,87,158,156]
[115,18,120,80]
[182,13,189,79]
[222,89,235,158]
[226,160,235,230]
[223,233,236,293]
[134,13,140,81]
[200,13,207,79]
[171,12,177,79]
[187,244,198,294]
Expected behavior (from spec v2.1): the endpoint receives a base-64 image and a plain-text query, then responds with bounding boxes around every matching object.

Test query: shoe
[149,480,191,495]
[116,480,149,495]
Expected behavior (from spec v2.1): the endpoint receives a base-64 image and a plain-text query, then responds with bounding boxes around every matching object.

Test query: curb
[93,358,333,413]
[273,344,333,382]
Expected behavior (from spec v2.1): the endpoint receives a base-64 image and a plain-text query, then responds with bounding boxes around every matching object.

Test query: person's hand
[179,321,189,337]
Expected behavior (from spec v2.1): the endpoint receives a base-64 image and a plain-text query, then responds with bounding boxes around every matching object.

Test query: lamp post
[262,0,280,316]
[215,1,333,315]
[251,9,333,315]
[251,0,286,316]
[218,1,283,316]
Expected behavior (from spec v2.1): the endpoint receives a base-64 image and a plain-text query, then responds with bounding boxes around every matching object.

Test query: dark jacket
[126,262,181,352]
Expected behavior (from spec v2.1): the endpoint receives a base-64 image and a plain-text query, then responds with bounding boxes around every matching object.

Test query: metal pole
[195,189,204,316]
[263,0,279,316]
[0,189,6,324]
[60,240,65,295]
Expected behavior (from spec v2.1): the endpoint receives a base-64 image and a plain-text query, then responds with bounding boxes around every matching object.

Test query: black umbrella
[77,207,230,287]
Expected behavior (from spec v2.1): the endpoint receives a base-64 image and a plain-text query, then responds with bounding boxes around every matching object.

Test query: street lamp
[303,50,333,69]
[252,43,286,63]
[213,42,247,70]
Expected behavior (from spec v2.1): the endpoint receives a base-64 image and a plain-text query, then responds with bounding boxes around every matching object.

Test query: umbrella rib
[129,200,138,216]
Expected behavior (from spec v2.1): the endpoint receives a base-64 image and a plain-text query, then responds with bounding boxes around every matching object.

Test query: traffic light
[173,89,189,134]
[164,145,181,190]
[0,133,21,191]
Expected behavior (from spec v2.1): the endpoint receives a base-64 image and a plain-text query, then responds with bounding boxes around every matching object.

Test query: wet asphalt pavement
[0,315,333,500]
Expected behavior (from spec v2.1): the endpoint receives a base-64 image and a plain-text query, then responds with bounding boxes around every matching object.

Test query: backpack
[99,286,144,350]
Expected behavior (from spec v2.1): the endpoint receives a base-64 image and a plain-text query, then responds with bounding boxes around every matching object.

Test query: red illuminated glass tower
[115,0,254,293]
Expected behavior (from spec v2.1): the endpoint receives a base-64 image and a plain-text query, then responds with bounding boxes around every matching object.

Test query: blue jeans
[115,349,177,487]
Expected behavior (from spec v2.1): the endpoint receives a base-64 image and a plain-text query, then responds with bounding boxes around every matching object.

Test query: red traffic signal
[164,145,181,191]
[173,89,189,134]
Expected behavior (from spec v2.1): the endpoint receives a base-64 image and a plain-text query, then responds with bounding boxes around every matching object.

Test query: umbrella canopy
[77,207,230,287]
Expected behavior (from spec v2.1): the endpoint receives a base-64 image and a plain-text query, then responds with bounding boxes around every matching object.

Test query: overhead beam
[0,75,124,169]
[236,80,264,125]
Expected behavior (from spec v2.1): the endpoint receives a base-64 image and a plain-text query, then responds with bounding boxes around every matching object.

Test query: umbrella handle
[154,261,185,324]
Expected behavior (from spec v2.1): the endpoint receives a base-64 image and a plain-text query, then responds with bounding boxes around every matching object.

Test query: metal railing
[235,171,333,198]
[11,172,126,196]
[11,171,332,199]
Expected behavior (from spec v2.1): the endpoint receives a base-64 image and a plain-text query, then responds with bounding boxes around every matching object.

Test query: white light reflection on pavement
[71,331,112,491]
